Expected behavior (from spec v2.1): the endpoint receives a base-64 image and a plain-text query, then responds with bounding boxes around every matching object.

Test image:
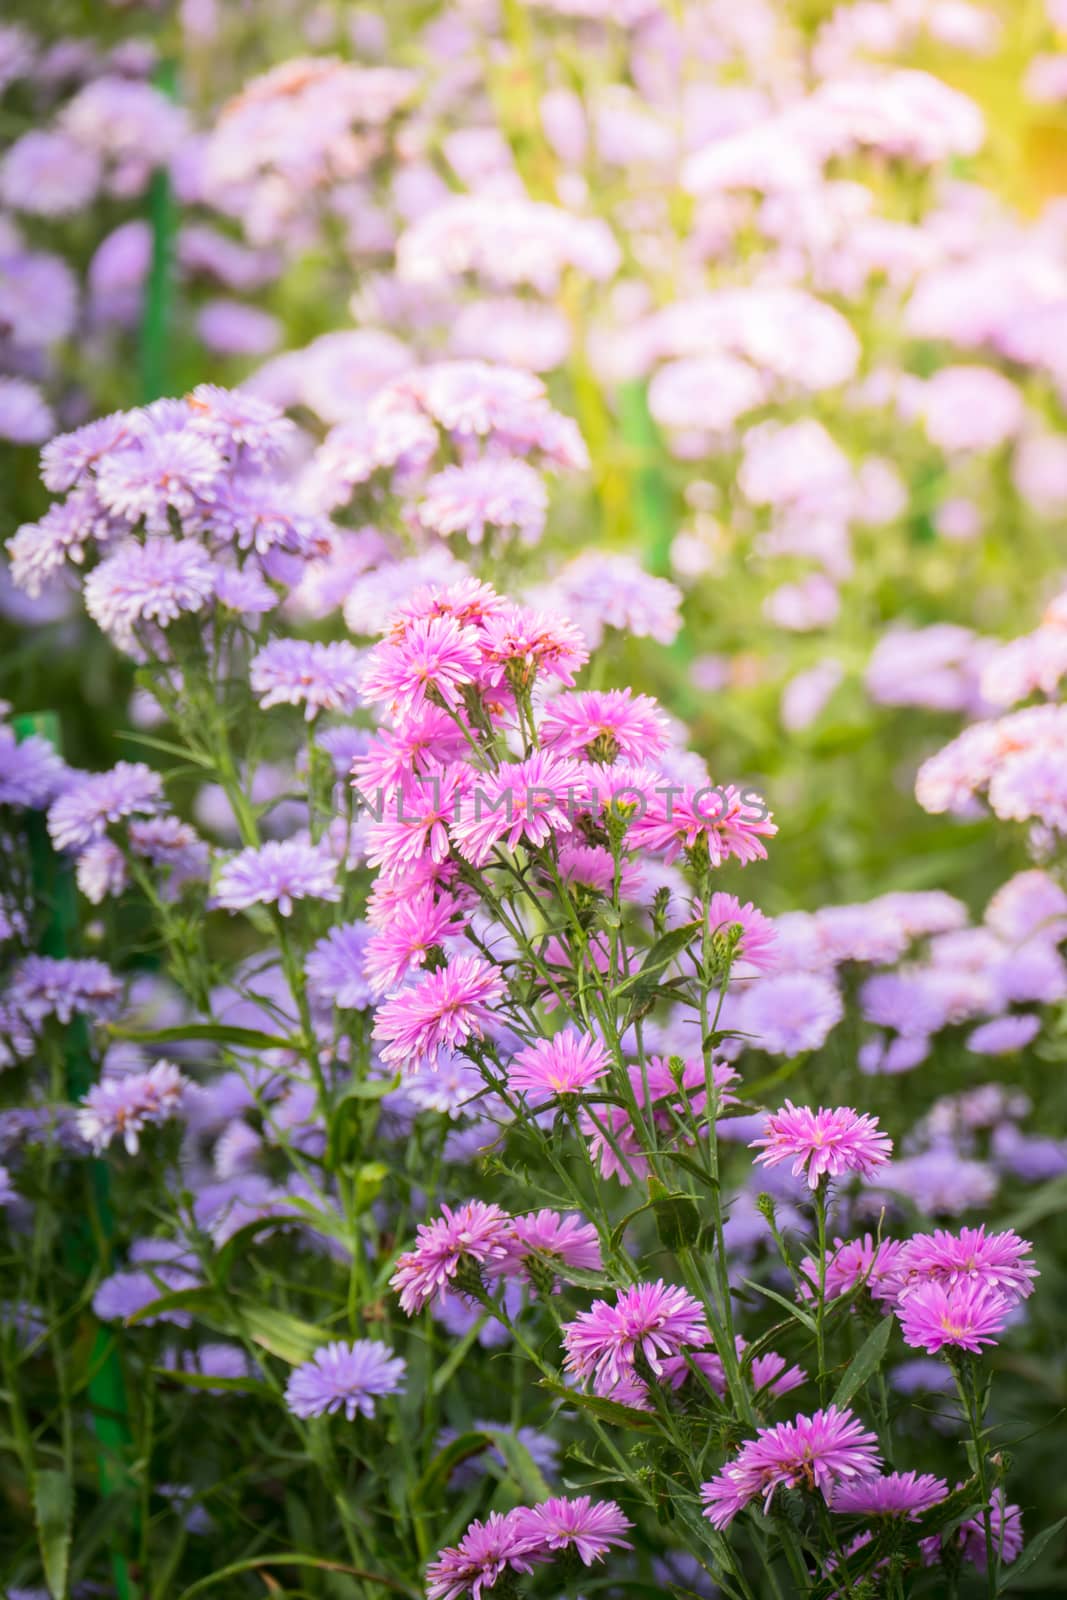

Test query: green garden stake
[13,713,139,1600]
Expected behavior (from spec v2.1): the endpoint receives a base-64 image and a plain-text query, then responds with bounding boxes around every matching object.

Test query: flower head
[48,763,164,853]
[705,892,778,973]
[832,1471,948,1519]
[214,839,341,917]
[373,955,505,1070]
[523,1496,632,1564]
[508,1029,610,1102]
[701,1406,882,1529]
[250,638,364,720]
[9,955,122,1028]
[502,1211,603,1286]
[751,1102,892,1189]
[84,538,217,651]
[896,1279,1012,1355]
[76,1061,189,1155]
[897,1226,1037,1304]
[284,1339,406,1421]
[360,614,483,717]
[562,1280,707,1394]
[426,1509,545,1600]
[391,1200,513,1315]
[539,689,670,765]
[305,921,373,1010]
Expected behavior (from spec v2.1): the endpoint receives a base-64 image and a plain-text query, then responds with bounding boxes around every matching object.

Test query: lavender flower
[214,839,341,917]
[284,1340,406,1420]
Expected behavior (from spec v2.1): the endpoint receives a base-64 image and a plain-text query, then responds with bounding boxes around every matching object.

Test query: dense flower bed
[3,2,1067,1598]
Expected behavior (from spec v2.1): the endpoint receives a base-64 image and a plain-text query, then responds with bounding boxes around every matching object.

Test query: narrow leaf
[998,1515,1067,1591]
[33,1468,72,1600]
[832,1315,893,1409]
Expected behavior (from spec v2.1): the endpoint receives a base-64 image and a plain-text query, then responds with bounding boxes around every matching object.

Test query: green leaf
[33,1467,72,1600]
[1004,1177,1067,1234]
[832,1315,893,1409]
[540,1378,657,1430]
[128,1287,321,1365]
[611,922,699,1000]
[483,1426,552,1502]
[998,1515,1067,1591]
[107,1021,296,1051]
[648,1177,701,1251]
[151,1366,272,1397]
[552,1262,613,1291]
[740,1279,817,1334]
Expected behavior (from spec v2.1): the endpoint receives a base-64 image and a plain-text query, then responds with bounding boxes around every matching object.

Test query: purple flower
[284,1339,406,1421]
[0,728,68,809]
[77,1061,189,1155]
[0,376,55,445]
[832,1470,948,1518]
[701,1406,882,1529]
[84,538,217,649]
[426,1509,545,1600]
[186,384,295,463]
[416,458,547,546]
[47,762,163,852]
[250,638,364,720]
[8,955,122,1028]
[391,1200,513,1315]
[737,973,843,1055]
[197,299,281,357]
[200,474,333,558]
[0,129,100,217]
[522,1496,632,1563]
[6,491,108,595]
[214,839,341,918]
[751,1102,892,1189]
[95,430,222,533]
[896,1279,1011,1355]
[966,1014,1041,1055]
[305,921,373,1010]
[872,1151,998,1215]
[562,1280,707,1393]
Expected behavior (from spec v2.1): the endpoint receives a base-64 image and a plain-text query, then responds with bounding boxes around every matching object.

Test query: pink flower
[562,1280,707,1394]
[477,603,588,692]
[583,1058,739,1185]
[896,1279,1012,1355]
[522,1496,632,1564]
[750,1102,893,1189]
[799,1235,906,1306]
[391,1200,513,1315]
[921,1490,1024,1572]
[365,763,469,883]
[538,689,670,764]
[501,1211,603,1285]
[507,1029,610,1101]
[832,1471,948,1518]
[359,614,483,717]
[701,1407,882,1529]
[628,783,777,868]
[704,892,778,972]
[363,888,467,996]
[426,1509,545,1600]
[373,955,506,1069]
[451,751,588,866]
[896,1226,1038,1304]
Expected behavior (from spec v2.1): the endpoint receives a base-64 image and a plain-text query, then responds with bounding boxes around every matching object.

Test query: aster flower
[450,751,588,866]
[501,1211,603,1286]
[507,1029,610,1102]
[364,763,469,883]
[214,839,341,917]
[373,956,506,1070]
[897,1226,1037,1304]
[250,638,364,720]
[582,1057,739,1185]
[284,1339,406,1421]
[523,1496,632,1563]
[48,762,163,852]
[416,458,547,546]
[7,492,110,596]
[701,1407,882,1529]
[751,1102,892,1190]
[967,1014,1041,1055]
[0,728,68,809]
[539,688,670,765]
[359,614,483,717]
[128,816,210,886]
[94,430,222,533]
[704,892,778,973]
[873,1151,998,1216]
[896,1279,1011,1355]
[353,706,471,792]
[477,603,588,693]
[84,539,217,650]
[186,384,295,463]
[391,1200,513,1315]
[76,1061,189,1155]
[363,888,466,996]
[957,1491,1024,1572]
[304,921,373,1010]
[562,1280,708,1393]
[628,782,777,869]
[0,129,101,218]
[799,1235,906,1307]
[201,474,333,559]
[9,955,122,1028]
[832,1470,948,1518]
[425,1509,545,1600]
